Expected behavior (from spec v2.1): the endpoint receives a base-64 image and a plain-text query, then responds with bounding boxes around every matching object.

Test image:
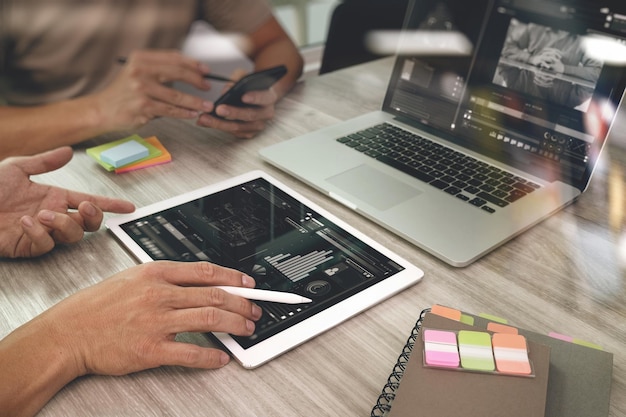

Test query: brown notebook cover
[385,312,551,417]
[371,308,613,417]
[462,311,614,417]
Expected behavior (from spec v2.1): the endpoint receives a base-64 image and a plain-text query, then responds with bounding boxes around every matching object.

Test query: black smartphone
[210,65,288,118]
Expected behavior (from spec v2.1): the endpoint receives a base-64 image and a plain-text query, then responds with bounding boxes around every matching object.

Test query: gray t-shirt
[0,0,271,105]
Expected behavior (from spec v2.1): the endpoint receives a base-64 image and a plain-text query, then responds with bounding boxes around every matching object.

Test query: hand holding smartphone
[210,65,287,118]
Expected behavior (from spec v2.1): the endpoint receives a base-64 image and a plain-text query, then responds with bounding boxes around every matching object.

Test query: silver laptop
[261,0,626,266]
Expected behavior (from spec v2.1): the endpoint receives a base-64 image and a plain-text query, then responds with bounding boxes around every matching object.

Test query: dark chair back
[319,0,409,74]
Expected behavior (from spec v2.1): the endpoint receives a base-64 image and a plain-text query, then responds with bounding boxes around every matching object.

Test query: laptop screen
[383,0,626,187]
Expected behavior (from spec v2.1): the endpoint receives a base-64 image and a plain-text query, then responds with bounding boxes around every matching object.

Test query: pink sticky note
[424,329,460,368]
[549,332,574,342]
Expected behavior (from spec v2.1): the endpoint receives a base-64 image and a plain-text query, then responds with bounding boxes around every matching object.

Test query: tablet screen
[117,176,406,348]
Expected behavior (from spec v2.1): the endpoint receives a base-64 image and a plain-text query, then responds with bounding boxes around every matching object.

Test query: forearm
[563,64,601,82]
[252,38,303,99]
[503,46,532,64]
[0,316,80,417]
[0,95,106,159]
[248,17,304,99]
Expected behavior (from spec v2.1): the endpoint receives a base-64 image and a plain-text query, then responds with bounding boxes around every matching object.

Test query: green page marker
[458,330,495,371]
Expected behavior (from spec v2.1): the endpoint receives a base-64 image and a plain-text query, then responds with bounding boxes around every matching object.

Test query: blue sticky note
[99,140,149,168]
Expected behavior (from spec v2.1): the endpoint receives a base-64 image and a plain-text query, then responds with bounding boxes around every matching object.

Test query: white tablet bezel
[106,170,424,368]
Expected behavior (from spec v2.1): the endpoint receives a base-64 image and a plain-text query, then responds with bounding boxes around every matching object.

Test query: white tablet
[106,171,423,368]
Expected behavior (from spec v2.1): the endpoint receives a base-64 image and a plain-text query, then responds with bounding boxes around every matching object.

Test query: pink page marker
[424,329,460,368]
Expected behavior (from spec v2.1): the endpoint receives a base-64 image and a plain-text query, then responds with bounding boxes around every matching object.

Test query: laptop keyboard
[337,123,540,214]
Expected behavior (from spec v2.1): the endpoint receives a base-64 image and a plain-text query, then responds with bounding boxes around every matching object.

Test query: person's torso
[0,0,270,105]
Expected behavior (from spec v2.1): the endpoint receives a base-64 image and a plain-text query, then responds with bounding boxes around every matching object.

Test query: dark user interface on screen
[120,178,405,348]
[387,0,626,184]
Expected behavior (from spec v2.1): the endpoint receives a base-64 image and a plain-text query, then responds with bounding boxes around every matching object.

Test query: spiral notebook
[371,307,613,417]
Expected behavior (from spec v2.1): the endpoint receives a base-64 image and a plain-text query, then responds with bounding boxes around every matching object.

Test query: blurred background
[270,0,341,76]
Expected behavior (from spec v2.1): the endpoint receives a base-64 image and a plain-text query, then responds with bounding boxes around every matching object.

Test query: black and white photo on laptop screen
[386,0,625,186]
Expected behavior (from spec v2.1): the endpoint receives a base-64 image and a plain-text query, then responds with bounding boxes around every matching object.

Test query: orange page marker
[487,322,518,335]
[431,305,462,321]
[492,333,531,375]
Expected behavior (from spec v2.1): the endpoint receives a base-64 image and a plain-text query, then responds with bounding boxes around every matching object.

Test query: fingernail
[246,320,255,333]
[201,116,212,126]
[252,304,262,319]
[38,210,55,222]
[21,216,34,228]
[217,107,229,117]
[84,202,97,217]
[220,352,230,366]
[202,101,213,111]
[241,274,256,288]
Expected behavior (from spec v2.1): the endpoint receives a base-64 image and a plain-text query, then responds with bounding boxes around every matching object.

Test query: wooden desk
[1,58,625,416]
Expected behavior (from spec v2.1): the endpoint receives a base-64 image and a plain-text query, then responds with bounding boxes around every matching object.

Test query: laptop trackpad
[326,164,422,211]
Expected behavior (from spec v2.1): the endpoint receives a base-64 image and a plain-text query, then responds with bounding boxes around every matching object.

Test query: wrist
[36,311,88,379]
[0,315,83,417]
[74,94,110,138]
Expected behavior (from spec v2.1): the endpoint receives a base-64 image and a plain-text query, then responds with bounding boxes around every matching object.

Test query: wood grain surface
[1,57,625,416]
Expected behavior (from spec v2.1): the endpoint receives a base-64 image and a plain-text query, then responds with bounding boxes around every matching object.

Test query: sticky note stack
[100,140,149,168]
[87,134,172,173]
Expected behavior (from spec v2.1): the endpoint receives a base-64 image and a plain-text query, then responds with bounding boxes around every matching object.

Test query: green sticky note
[460,314,475,325]
[458,330,495,371]
[573,338,604,350]
[478,312,508,324]
[87,134,162,171]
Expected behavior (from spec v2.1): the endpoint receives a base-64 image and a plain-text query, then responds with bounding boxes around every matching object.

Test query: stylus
[215,286,313,304]
[116,57,235,82]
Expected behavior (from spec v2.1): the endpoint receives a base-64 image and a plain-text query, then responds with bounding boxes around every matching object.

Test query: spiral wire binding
[370,308,429,417]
